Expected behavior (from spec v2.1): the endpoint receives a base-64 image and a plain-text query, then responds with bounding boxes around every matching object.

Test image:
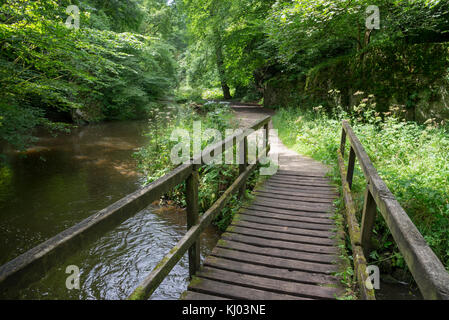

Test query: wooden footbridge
[1,111,448,300]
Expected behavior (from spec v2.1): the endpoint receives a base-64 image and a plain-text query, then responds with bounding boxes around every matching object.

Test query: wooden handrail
[128,117,271,300]
[339,120,449,300]
[0,115,271,297]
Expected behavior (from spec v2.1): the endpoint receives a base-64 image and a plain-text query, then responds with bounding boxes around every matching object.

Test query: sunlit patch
[17,146,51,155]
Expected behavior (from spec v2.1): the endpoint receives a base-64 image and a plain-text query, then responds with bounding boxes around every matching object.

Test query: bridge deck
[182,107,344,300]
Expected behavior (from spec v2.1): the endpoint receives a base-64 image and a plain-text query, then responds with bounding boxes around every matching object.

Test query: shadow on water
[0,120,221,300]
[375,276,423,300]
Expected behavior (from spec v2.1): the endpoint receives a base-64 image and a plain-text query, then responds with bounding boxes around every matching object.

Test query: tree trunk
[214,30,232,100]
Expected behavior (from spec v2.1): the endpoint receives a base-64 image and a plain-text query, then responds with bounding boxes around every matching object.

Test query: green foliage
[180,0,275,98]
[0,0,177,151]
[134,102,257,229]
[257,0,449,118]
[273,94,449,274]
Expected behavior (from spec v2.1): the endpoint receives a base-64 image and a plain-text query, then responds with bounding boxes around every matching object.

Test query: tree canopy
[1,0,448,150]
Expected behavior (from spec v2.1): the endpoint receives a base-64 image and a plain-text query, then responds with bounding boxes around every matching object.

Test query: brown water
[0,120,220,300]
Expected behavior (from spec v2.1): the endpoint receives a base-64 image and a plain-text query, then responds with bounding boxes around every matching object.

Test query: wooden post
[186,165,200,278]
[361,185,377,257]
[340,127,346,157]
[239,136,248,198]
[264,123,269,157]
[347,146,356,189]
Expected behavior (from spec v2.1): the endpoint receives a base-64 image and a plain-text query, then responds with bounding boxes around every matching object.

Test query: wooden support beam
[346,146,356,190]
[239,136,248,198]
[337,150,375,300]
[340,127,347,158]
[186,165,200,278]
[361,185,377,257]
[264,123,269,157]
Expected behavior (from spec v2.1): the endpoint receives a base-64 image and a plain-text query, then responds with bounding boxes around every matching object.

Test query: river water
[0,120,220,300]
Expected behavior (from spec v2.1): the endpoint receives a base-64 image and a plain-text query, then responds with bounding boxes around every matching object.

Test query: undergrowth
[273,92,449,283]
[134,102,266,230]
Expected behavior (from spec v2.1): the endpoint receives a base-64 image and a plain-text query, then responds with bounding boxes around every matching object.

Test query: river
[0,120,220,300]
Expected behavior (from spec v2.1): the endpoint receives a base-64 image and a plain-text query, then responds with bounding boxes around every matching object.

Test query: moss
[232,213,241,223]
[189,276,203,287]
[128,286,146,300]
[154,256,170,271]
[319,283,340,288]
[217,239,227,247]
[179,291,189,300]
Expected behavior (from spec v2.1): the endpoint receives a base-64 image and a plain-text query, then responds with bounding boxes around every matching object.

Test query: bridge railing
[338,120,449,300]
[128,115,271,300]
[0,114,271,299]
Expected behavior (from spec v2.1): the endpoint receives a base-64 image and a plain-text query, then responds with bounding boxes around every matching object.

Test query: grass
[273,103,449,281]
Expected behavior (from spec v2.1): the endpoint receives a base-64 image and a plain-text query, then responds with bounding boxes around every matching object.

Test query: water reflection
[0,120,220,300]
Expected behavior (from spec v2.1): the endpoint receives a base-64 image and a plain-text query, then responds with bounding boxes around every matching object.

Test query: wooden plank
[251,199,333,214]
[215,239,337,264]
[241,208,334,225]
[204,256,338,286]
[228,225,336,246]
[239,213,334,231]
[181,291,230,300]
[263,183,338,195]
[197,267,341,300]
[276,170,328,178]
[272,173,331,181]
[269,175,331,183]
[258,187,338,199]
[269,176,332,187]
[254,191,334,204]
[337,149,375,300]
[232,218,335,238]
[346,146,356,189]
[238,213,335,231]
[265,180,337,191]
[255,191,335,206]
[211,246,339,273]
[245,204,332,219]
[238,136,248,198]
[188,277,308,300]
[221,232,339,255]
[361,184,377,256]
[186,166,200,278]
[252,197,333,211]
[254,195,334,208]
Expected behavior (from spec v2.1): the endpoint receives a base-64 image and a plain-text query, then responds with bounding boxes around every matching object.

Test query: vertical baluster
[340,127,347,157]
[347,146,356,189]
[186,165,200,278]
[361,184,377,256]
[239,135,248,198]
[264,123,269,157]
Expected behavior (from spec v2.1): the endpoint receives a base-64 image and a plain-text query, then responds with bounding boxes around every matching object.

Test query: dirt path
[230,103,329,175]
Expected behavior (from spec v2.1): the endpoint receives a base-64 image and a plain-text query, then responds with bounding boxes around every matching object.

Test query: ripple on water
[4,206,219,300]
